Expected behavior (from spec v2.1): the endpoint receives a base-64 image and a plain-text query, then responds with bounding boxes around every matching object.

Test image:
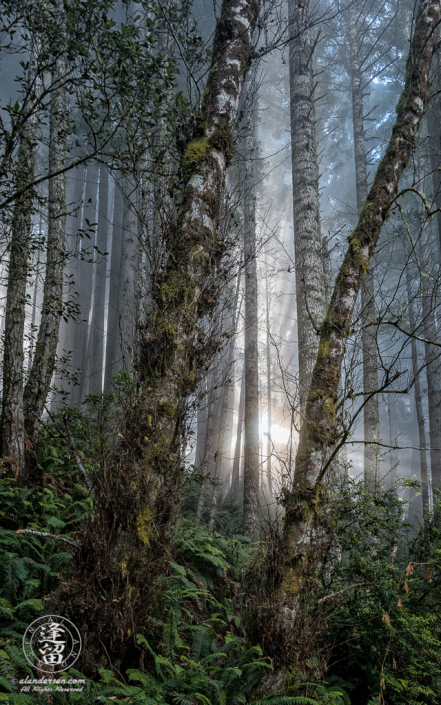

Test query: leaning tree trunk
[254,0,441,693]
[289,0,326,419]
[24,39,68,435]
[406,266,429,511]
[348,1,380,493]
[1,41,42,480]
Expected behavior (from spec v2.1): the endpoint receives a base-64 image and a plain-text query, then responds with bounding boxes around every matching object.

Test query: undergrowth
[1,397,441,704]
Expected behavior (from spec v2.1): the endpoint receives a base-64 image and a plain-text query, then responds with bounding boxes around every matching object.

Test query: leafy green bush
[317,475,441,705]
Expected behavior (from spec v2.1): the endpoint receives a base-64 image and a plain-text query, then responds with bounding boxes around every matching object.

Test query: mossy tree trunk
[348,0,380,494]
[67,0,260,672]
[289,0,326,419]
[255,0,441,692]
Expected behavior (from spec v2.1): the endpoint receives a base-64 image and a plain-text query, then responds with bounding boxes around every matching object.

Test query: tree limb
[16,529,80,548]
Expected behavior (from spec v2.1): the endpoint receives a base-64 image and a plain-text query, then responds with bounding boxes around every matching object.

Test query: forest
[1,0,441,703]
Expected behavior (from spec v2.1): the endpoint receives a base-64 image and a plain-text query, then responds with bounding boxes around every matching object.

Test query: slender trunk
[406,267,429,511]
[118,186,139,371]
[24,36,67,434]
[51,164,85,409]
[387,394,399,485]
[419,221,441,495]
[195,378,208,468]
[289,0,326,418]
[255,1,440,690]
[265,263,273,497]
[1,42,41,478]
[104,182,124,391]
[231,369,245,493]
[27,241,41,371]
[71,163,99,405]
[85,168,109,394]
[243,95,260,542]
[208,272,242,529]
[348,1,380,493]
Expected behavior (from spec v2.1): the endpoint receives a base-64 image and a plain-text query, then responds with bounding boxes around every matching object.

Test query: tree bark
[289,0,326,418]
[347,1,380,493]
[243,94,260,542]
[24,37,68,434]
[195,364,222,522]
[256,0,441,689]
[426,95,441,253]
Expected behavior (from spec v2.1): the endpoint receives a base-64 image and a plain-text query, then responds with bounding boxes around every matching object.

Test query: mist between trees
[1,0,441,704]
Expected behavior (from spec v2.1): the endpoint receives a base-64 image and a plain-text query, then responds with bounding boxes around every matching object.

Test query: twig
[99,639,128,685]
[62,413,96,503]
[16,529,80,548]
[318,582,371,604]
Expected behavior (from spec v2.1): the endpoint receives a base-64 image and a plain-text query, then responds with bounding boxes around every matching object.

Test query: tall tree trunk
[1,41,41,479]
[118,186,139,371]
[231,369,245,493]
[243,95,260,542]
[85,168,110,394]
[418,219,441,495]
[24,35,67,434]
[289,0,326,418]
[348,1,380,493]
[70,163,99,406]
[406,266,429,512]
[254,1,440,692]
[51,164,85,409]
[208,272,242,528]
[104,182,124,391]
[265,261,273,497]
[27,238,42,371]
[195,378,208,468]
